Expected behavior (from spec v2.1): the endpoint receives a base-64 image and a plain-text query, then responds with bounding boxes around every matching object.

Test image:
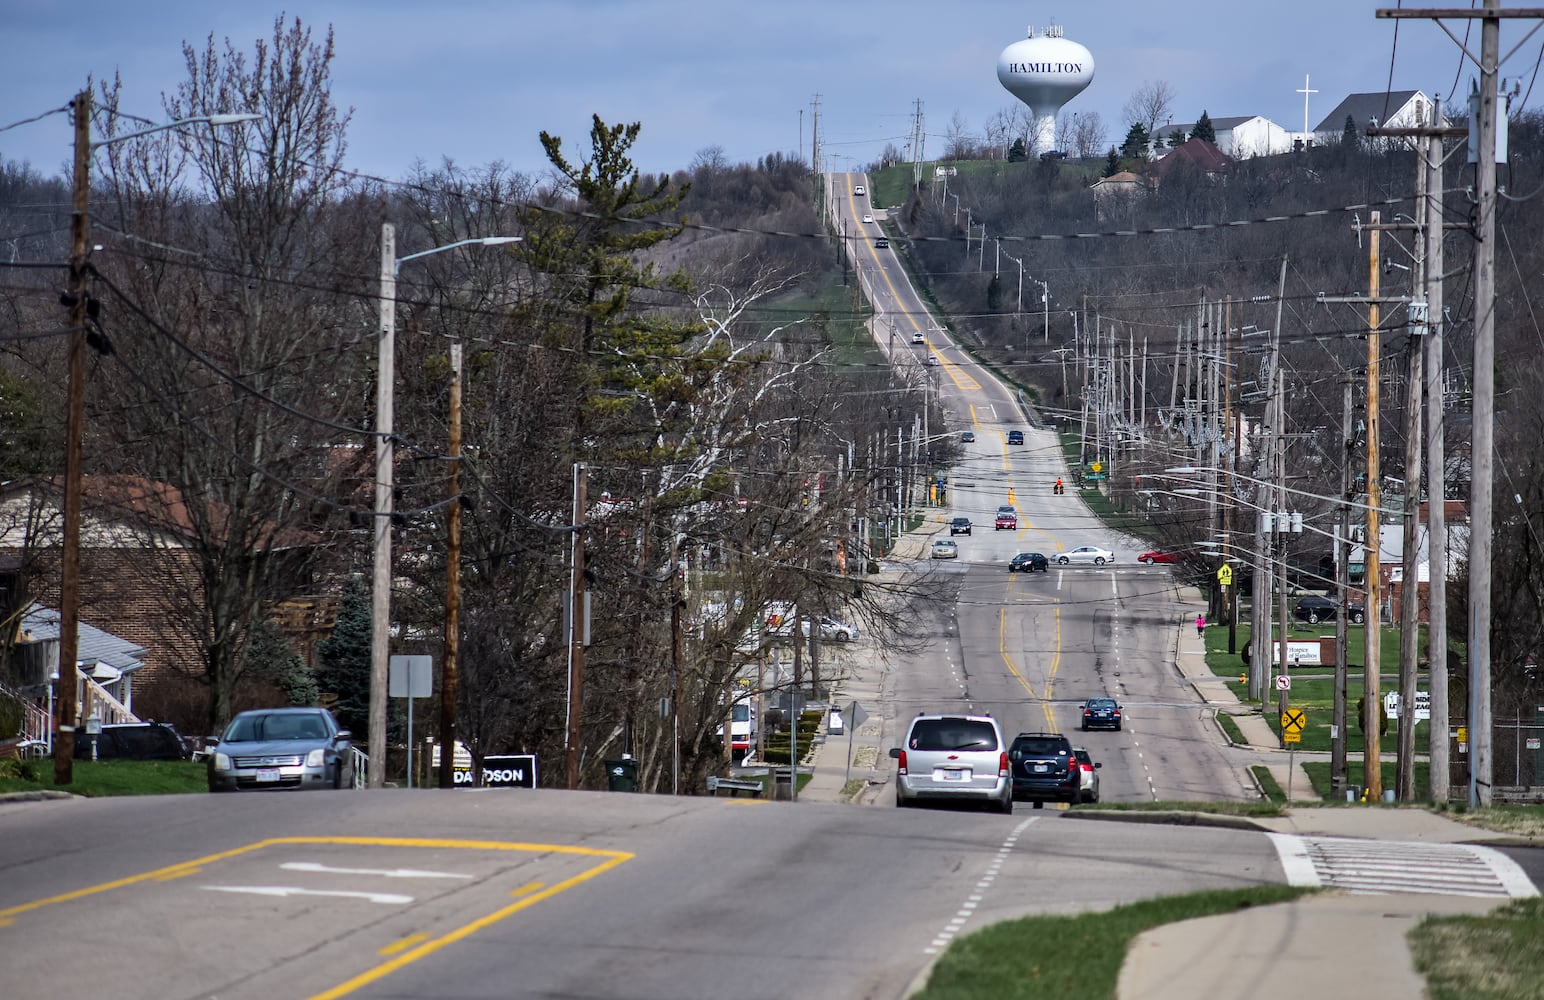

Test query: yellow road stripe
[508,882,545,898]
[377,933,430,957]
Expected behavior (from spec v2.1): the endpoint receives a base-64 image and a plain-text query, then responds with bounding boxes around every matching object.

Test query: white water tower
[996,24,1095,154]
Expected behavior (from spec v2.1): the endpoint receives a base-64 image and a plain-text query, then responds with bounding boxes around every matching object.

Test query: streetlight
[54,91,260,785]
[371,227,522,789]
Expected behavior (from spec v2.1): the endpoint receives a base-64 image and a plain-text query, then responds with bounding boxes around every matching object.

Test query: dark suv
[1293,594,1366,625]
[1008,731,1081,806]
[73,722,190,761]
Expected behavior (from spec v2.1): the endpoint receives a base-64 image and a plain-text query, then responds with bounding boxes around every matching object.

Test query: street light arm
[92,113,262,149]
[394,236,523,274]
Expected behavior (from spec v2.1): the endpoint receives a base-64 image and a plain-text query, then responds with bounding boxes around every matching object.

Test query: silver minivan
[889,714,1012,812]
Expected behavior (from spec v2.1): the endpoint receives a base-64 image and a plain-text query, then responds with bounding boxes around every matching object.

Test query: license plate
[256,769,281,782]
[1034,764,1049,773]
[934,768,971,781]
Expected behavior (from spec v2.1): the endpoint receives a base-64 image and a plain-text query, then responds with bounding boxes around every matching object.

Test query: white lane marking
[203,885,413,905]
[920,816,1039,956]
[279,862,473,880]
[1266,835,1539,898]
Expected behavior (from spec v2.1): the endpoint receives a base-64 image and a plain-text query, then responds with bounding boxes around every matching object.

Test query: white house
[1313,90,1442,147]
[1153,115,1292,158]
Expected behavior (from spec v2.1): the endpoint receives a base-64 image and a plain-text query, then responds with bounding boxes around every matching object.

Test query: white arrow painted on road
[280,861,473,879]
[203,885,413,905]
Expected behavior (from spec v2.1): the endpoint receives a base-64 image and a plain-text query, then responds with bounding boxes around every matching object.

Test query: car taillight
[896,750,908,775]
[1083,709,1092,717]
[999,752,1009,777]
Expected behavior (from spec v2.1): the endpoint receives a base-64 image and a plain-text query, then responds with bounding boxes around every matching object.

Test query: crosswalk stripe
[1266,834,1539,898]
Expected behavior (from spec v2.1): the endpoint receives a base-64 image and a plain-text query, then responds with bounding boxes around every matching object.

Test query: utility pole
[1275,369,1292,743]
[437,344,463,790]
[1334,375,1355,796]
[1397,148,1427,802]
[1424,103,1451,804]
[565,463,588,789]
[671,575,682,795]
[371,223,396,789]
[1223,299,1237,654]
[1364,210,1384,802]
[55,89,92,786]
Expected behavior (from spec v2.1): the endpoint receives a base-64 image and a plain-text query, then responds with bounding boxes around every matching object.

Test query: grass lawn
[913,886,1310,1000]
[1301,760,1430,800]
[0,757,206,796]
[1411,897,1544,1000]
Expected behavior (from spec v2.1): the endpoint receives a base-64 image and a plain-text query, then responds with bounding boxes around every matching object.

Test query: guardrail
[350,746,369,789]
[706,775,764,798]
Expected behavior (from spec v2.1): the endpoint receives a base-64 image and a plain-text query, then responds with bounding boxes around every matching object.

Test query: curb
[1055,808,1272,832]
[0,789,79,803]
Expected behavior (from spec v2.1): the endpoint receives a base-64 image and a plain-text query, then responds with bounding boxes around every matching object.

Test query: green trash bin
[605,757,638,792]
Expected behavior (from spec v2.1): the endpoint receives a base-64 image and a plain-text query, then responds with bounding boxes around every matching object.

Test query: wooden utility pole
[1334,375,1355,796]
[55,89,92,786]
[564,463,588,789]
[671,579,683,795]
[371,223,395,790]
[1364,211,1384,802]
[1397,152,1427,802]
[1424,105,1450,803]
[437,344,463,789]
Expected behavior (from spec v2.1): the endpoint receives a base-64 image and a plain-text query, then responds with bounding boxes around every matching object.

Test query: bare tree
[1122,80,1177,144]
[944,111,977,161]
[1072,111,1110,160]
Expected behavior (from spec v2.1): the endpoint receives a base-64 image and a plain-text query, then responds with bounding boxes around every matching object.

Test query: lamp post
[53,90,260,785]
[372,228,522,789]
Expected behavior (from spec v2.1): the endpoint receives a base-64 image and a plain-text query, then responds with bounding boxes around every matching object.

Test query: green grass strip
[1250,765,1286,803]
[914,885,1311,1000]
[1411,897,1544,1000]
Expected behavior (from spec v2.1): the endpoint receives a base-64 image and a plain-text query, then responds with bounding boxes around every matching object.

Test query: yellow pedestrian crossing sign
[1089,461,1103,473]
[1217,563,1233,587]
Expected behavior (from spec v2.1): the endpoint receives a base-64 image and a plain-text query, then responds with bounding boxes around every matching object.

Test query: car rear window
[1087,699,1115,710]
[1013,736,1069,755]
[908,719,998,752]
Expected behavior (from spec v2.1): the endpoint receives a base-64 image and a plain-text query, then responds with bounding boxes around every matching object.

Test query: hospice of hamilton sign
[451,754,539,788]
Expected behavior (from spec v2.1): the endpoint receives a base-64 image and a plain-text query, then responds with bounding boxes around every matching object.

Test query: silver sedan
[1057,545,1115,565]
[207,707,354,791]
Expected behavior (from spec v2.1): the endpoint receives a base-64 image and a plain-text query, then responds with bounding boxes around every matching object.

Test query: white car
[854,184,866,196]
[803,616,859,642]
[911,331,925,344]
[862,213,874,224]
[926,353,939,366]
[1057,546,1115,566]
[930,539,958,559]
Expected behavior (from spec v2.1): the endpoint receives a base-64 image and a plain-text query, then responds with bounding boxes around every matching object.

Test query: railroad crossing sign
[1281,708,1306,745]
[1216,563,1233,587]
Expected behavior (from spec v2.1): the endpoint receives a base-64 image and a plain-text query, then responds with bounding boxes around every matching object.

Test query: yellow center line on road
[998,604,1063,732]
[377,933,431,957]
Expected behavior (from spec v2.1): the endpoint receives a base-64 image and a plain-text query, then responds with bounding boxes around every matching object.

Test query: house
[1313,90,1441,147]
[1151,138,1233,181]
[1153,116,1292,158]
[1091,170,1148,220]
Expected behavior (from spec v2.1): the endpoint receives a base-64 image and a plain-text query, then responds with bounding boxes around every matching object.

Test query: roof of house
[21,603,148,674]
[1313,91,1424,132]
[1092,170,1145,186]
[1152,138,1232,175]
[1153,115,1268,141]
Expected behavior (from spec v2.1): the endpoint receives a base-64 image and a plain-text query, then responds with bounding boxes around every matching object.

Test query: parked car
[73,722,190,761]
[207,707,354,792]
[961,430,975,443]
[1009,552,1049,573]
[950,516,972,536]
[930,539,959,559]
[1058,546,1115,566]
[890,713,1012,813]
[803,616,859,642]
[1072,747,1102,803]
[1138,550,1184,564]
[1008,731,1080,806]
[994,505,1018,530]
[1080,697,1123,731]
[1294,594,1366,624]
[1006,430,1024,445]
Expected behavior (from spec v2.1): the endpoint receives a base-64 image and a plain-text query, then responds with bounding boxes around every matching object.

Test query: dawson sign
[451,754,538,788]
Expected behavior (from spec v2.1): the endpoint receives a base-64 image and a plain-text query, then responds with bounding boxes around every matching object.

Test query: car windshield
[908,719,997,751]
[223,713,329,742]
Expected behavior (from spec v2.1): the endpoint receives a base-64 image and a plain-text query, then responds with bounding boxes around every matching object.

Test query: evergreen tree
[1342,114,1360,149]
[1119,123,1150,161]
[1167,131,1185,148]
[315,577,372,737]
[1103,148,1122,177]
[1007,137,1027,163]
[246,618,319,706]
[987,273,1002,311]
[1191,111,1216,144]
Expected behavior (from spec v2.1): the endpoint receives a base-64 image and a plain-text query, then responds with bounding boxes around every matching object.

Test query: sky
[0,1,1516,184]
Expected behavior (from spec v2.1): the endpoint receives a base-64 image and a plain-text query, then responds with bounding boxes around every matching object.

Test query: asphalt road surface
[0,789,1284,999]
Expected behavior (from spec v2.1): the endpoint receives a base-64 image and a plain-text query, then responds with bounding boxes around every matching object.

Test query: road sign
[1281,708,1306,734]
[1283,729,1302,744]
[1457,726,1468,745]
[1089,461,1103,473]
[1217,563,1233,587]
[1275,674,1292,691]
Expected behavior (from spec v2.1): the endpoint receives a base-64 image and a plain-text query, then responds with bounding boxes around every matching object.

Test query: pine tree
[1007,137,1027,163]
[246,618,319,706]
[1342,114,1359,150]
[1119,123,1150,161]
[315,577,372,738]
[1103,148,1122,177]
[1191,111,1216,144]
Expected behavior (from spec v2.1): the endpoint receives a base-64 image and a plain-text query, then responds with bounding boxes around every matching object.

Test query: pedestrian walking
[1195,613,1206,637]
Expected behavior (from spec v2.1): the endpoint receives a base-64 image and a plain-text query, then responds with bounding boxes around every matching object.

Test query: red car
[1138,550,1182,565]
[995,505,1018,531]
